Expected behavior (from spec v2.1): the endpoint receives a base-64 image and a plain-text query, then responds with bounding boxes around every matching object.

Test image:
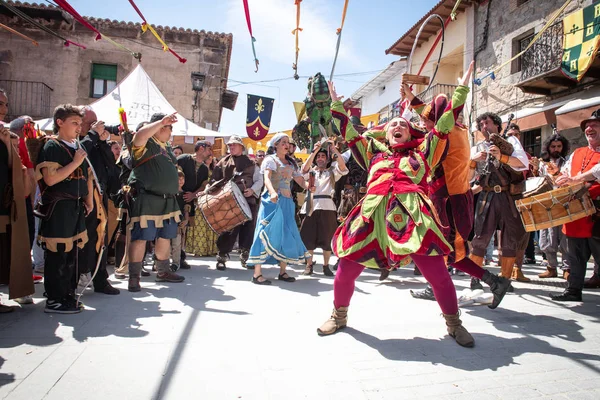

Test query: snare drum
[515,183,596,232]
[197,181,252,234]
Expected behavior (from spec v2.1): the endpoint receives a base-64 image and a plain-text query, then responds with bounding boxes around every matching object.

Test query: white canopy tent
[35,64,229,140]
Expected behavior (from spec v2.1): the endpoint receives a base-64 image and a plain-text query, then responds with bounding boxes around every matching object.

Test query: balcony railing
[416,83,459,105]
[520,22,563,82]
[0,80,54,121]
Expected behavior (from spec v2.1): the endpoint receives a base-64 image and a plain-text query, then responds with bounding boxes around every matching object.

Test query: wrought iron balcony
[416,83,459,105]
[0,80,53,121]
[520,22,563,83]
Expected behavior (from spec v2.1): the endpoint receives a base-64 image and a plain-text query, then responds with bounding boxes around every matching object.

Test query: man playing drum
[211,136,263,270]
[469,112,529,283]
[550,110,600,302]
[300,139,348,277]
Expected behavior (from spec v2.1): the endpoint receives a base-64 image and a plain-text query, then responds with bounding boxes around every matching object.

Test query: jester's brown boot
[317,306,348,336]
[443,311,475,348]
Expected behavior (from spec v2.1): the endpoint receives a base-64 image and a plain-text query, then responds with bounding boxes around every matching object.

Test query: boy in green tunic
[36,104,93,314]
[127,113,184,292]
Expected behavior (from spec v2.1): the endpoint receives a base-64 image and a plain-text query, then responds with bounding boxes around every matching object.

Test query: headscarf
[267,132,289,148]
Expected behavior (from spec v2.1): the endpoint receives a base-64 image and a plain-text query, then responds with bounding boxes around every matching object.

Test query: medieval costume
[300,146,348,276]
[551,110,600,301]
[247,153,310,269]
[469,120,529,281]
[186,165,218,257]
[0,132,34,312]
[36,138,90,313]
[211,136,263,270]
[408,94,510,308]
[127,135,183,290]
[318,84,475,347]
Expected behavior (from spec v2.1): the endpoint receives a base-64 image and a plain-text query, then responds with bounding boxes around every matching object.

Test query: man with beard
[300,139,347,276]
[537,133,570,279]
[469,112,529,284]
[550,110,600,301]
[176,140,213,269]
[76,106,120,295]
[212,136,263,270]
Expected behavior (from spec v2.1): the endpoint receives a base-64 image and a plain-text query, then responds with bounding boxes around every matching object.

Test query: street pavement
[1,252,599,400]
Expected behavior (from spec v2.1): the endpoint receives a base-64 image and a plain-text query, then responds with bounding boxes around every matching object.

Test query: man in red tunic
[551,109,600,302]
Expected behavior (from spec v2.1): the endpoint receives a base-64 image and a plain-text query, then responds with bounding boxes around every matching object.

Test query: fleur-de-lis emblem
[587,46,595,57]
[253,127,260,137]
[570,24,580,35]
[255,98,265,114]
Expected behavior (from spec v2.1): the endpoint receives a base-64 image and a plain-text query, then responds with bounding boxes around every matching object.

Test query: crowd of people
[1,62,600,347]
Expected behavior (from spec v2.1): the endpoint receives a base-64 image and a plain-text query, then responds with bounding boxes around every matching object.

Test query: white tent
[35,64,228,138]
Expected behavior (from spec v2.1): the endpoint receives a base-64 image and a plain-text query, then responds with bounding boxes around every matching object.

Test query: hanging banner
[562,2,600,81]
[246,95,274,140]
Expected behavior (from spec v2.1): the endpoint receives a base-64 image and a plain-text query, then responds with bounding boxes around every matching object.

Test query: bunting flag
[0,22,38,46]
[242,0,260,72]
[127,0,187,63]
[246,94,274,141]
[561,2,600,81]
[53,0,141,60]
[0,0,85,48]
[293,101,306,123]
[292,0,302,79]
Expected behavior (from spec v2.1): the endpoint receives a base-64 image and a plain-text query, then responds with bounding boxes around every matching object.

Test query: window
[91,63,117,98]
[511,29,535,74]
[521,128,542,157]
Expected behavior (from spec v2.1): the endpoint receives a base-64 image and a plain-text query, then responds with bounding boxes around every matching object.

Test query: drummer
[210,136,263,270]
[468,113,529,285]
[550,110,600,302]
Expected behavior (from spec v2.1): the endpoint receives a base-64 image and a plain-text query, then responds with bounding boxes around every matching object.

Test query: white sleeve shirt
[506,136,529,172]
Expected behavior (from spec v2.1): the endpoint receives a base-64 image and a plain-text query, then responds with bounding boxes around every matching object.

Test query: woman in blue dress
[247,133,313,285]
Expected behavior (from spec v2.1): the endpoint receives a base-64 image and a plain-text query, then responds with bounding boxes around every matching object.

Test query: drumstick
[241,178,247,191]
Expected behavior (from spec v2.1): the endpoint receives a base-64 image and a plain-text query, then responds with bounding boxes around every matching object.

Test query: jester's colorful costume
[318,85,475,347]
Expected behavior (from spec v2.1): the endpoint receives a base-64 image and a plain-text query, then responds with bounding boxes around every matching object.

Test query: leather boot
[499,257,515,278]
[317,306,348,336]
[511,266,531,282]
[323,265,334,277]
[550,288,582,302]
[470,277,483,290]
[469,255,484,267]
[443,312,474,348]
[481,270,511,309]
[128,262,143,292]
[538,267,558,278]
[584,272,600,288]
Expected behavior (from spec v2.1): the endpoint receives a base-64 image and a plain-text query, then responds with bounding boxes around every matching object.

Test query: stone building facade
[472,0,598,154]
[0,1,233,136]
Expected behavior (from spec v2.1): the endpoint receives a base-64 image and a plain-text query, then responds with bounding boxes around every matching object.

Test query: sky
[66,0,441,135]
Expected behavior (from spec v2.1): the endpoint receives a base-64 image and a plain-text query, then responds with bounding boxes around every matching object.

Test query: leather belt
[313,195,332,199]
[482,185,509,193]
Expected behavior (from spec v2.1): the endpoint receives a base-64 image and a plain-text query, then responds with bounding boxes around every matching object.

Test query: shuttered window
[91,63,117,98]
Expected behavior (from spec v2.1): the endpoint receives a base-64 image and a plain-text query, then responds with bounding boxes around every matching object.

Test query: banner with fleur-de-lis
[246,94,274,140]
[561,3,600,81]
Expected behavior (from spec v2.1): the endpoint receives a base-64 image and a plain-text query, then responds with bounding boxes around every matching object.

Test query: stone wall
[0,1,232,130]
[472,0,589,118]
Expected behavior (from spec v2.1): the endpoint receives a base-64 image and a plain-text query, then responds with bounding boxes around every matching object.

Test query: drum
[197,181,252,234]
[515,183,596,232]
[523,176,554,198]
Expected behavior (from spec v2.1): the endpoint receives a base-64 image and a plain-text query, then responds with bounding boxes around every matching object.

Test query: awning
[555,94,600,130]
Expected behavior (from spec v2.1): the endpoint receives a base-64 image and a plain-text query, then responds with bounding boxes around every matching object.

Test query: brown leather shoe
[156,271,185,283]
[584,272,600,288]
[538,267,558,278]
[443,312,474,348]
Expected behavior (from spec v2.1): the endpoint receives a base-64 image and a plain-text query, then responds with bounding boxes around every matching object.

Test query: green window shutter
[92,64,117,81]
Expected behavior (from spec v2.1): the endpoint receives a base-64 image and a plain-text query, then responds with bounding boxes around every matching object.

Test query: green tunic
[36,139,89,252]
[128,137,181,228]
